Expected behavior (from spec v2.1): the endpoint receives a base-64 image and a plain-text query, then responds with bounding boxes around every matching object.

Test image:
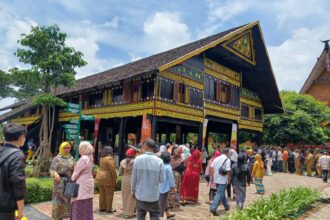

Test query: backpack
[0,147,19,194]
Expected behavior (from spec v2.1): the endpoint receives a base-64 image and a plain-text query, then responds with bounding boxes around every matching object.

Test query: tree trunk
[33,104,52,176]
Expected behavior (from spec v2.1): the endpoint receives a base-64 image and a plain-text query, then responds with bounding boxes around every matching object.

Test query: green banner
[81,115,95,120]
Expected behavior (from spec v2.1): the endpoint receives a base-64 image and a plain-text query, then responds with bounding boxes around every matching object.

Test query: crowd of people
[1,122,330,220]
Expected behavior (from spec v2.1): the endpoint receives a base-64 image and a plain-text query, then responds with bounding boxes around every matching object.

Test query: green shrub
[26,175,123,204]
[223,187,321,220]
[26,177,53,204]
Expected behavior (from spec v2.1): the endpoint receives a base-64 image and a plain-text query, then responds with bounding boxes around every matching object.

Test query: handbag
[64,181,79,198]
[219,158,229,176]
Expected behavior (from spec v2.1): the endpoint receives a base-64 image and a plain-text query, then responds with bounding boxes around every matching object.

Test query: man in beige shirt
[318,151,330,183]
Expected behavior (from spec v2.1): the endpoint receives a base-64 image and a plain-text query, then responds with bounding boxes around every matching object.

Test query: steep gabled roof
[0,99,31,112]
[0,102,35,124]
[300,49,327,94]
[57,23,252,95]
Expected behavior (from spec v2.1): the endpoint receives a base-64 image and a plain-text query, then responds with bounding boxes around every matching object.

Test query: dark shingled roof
[0,99,31,111]
[0,102,35,123]
[57,24,246,95]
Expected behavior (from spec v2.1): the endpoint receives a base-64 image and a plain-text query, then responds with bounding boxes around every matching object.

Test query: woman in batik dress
[49,142,75,220]
[167,146,183,209]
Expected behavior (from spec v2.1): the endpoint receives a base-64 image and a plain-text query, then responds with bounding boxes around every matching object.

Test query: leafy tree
[12,25,87,176]
[0,70,14,100]
[263,91,330,146]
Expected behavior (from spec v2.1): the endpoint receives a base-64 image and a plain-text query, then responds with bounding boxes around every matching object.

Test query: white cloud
[268,26,329,91]
[142,12,191,53]
[205,0,249,23]
[103,16,120,28]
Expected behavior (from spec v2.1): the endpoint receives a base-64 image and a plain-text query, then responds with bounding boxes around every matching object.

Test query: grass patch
[223,187,321,220]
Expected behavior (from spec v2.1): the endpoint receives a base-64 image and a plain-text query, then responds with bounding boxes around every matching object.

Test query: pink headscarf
[79,141,94,161]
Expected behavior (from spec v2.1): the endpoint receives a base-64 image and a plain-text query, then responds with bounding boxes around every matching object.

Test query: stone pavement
[29,173,330,220]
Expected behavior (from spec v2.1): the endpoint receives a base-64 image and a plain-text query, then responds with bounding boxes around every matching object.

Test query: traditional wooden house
[0,21,282,162]
[300,41,330,105]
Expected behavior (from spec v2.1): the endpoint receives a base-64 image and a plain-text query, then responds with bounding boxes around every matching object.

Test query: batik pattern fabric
[233,185,246,209]
[70,198,94,220]
[49,155,74,219]
[167,170,181,209]
[254,178,265,193]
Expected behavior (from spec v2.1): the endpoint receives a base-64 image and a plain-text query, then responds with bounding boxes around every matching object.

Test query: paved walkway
[28,173,330,220]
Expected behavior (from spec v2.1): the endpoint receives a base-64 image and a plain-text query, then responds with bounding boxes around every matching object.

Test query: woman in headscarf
[95,146,117,213]
[49,142,75,220]
[205,150,221,204]
[252,154,265,194]
[70,141,94,220]
[295,149,302,175]
[167,146,183,209]
[119,148,136,219]
[232,153,252,209]
[180,149,202,204]
[180,145,191,161]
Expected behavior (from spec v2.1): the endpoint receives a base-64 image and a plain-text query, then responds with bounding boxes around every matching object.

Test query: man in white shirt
[277,147,283,172]
[318,151,330,183]
[209,148,231,216]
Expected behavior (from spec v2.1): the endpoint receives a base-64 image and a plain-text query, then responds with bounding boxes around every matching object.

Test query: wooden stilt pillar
[151,116,157,141]
[175,125,182,144]
[119,118,125,161]
[166,127,170,143]
[198,123,203,150]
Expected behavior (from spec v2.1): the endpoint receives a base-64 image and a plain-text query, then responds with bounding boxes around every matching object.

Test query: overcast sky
[0,0,329,109]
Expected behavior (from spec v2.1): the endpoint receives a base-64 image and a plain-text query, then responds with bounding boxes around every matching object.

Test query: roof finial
[321,39,330,51]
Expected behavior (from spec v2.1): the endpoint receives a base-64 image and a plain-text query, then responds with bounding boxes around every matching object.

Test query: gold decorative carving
[240,97,262,108]
[155,109,204,123]
[205,68,240,87]
[155,101,204,117]
[95,109,153,119]
[205,109,239,121]
[239,119,263,128]
[239,124,263,132]
[222,30,256,65]
[11,115,40,125]
[82,101,154,115]
[205,102,240,115]
[204,58,241,81]
[160,71,203,90]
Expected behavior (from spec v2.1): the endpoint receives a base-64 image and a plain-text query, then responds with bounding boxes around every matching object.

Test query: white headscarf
[180,145,191,160]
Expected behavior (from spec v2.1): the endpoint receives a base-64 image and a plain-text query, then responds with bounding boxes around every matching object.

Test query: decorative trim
[83,101,154,115]
[154,109,204,123]
[240,97,262,108]
[160,71,204,90]
[222,30,256,65]
[241,88,261,101]
[158,21,259,71]
[204,68,240,87]
[204,109,239,121]
[239,118,263,128]
[204,58,241,81]
[205,102,240,116]
[239,124,263,132]
[11,115,40,125]
[155,101,204,117]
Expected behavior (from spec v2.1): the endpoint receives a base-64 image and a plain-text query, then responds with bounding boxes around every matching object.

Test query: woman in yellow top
[49,142,75,220]
[252,154,265,194]
[96,146,117,213]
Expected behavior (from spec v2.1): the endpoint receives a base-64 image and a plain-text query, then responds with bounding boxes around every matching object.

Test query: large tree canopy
[11,25,87,175]
[0,70,14,100]
[263,91,330,146]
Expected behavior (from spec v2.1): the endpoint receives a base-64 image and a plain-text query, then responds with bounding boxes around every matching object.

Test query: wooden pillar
[183,131,187,144]
[151,116,157,141]
[175,125,182,144]
[198,123,203,150]
[166,127,170,143]
[119,118,125,161]
[158,132,162,144]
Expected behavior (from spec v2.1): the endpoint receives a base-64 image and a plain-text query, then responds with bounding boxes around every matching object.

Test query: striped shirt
[131,152,165,202]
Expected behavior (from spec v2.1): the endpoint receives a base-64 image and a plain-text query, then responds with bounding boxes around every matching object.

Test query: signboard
[63,124,78,130]
[69,119,79,124]
[81,115,95,121]
[64,102,82,160]
[66,103,80,114]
